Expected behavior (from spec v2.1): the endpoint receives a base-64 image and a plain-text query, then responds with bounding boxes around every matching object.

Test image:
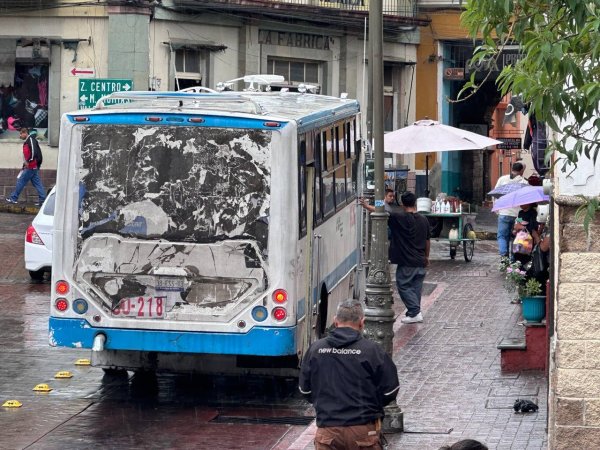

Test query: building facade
[0,0,424,188]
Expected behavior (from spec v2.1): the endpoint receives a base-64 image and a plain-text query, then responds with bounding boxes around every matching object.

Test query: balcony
[171,0,429,29]
[418,0,464,9]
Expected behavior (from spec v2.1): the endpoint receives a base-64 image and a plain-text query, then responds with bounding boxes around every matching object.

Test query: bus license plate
[156,276,185,292]
[112,297,166,319]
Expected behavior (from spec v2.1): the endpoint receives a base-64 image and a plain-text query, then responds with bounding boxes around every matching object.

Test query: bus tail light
[55,298,69,312]
[272,289,287,303]
[26,225,44,245]
[73,299,89,314]
[56,280,70,296]
[251,306,268,322]
[272,307,287,321]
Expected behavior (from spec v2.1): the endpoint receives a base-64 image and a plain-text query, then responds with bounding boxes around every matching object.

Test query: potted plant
[501,260,528,303]
[520,278,546,322]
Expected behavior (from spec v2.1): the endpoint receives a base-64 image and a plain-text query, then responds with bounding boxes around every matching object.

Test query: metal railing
[274,0,417,17]
[174,0,418,18]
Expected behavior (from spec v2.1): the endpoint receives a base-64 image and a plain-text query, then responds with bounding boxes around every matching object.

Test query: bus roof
[71,91,360,131]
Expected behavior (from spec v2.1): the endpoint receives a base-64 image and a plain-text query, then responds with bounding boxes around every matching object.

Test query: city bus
[49,83,363,376]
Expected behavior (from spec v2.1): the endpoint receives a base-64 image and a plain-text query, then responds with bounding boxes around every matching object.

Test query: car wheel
[29,269,45,281]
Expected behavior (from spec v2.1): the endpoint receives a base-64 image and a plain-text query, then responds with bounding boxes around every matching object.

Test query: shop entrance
[0,63,49,139]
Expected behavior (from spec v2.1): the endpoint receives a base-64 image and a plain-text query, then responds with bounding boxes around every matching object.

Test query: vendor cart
[421,211,476,262]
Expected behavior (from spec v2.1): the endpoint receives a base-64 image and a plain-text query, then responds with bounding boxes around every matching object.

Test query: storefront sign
[465,48,524,78]
[496,137,522,150]
[78,78,132,109]
[258,30,333,50]
[444,67,464,80]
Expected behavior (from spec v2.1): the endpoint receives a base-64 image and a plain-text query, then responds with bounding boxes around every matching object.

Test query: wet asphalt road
[0,213,312,450]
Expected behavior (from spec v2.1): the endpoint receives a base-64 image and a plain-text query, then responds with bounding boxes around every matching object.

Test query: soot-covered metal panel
[79,125,271,251]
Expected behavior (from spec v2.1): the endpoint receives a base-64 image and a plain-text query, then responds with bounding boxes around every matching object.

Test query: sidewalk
[287,240,548,450]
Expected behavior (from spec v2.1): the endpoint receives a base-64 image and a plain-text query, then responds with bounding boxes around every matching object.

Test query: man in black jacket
[299,299,400,450]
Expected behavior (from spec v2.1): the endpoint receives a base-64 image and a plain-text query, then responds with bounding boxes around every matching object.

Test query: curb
[0,203,39,215]
[475,230,497,240]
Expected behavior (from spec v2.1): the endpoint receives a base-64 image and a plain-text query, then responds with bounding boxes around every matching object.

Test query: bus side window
[299,139,307,237]
[346,159,355,199]
[322,172,335,218]
[326,128,334,170]
[334,165,347,208]
[314,133,322,224]
[337,124,345,165]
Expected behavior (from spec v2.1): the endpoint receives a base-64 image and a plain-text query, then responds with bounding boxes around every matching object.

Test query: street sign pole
[364,0,403,433]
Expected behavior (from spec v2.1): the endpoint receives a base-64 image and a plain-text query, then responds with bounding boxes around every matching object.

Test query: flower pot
[521,295,546,322]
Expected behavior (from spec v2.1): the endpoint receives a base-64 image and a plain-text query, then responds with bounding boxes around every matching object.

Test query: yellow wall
[414,11,467,169]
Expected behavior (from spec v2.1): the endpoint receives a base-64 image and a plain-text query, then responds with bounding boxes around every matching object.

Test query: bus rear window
[78,125,272,252]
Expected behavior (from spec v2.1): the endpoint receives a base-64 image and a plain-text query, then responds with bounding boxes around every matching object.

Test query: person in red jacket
[6,128,46,206]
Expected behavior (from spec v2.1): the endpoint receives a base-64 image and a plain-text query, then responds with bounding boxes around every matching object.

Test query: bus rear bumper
[49,317,297,356]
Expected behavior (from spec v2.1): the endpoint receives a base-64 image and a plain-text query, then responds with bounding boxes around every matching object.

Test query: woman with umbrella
[512,203,540,264]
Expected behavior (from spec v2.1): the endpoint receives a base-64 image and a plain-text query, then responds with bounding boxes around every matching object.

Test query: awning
[163,39,227,52]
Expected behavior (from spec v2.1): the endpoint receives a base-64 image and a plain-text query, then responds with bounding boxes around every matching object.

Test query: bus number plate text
[156,277,185,292]
[112,297,166,319]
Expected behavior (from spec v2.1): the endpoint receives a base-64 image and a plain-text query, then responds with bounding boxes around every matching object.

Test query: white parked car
[24,187,55,280]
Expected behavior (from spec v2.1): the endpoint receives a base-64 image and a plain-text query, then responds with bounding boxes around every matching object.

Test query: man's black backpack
[26,134,43,169]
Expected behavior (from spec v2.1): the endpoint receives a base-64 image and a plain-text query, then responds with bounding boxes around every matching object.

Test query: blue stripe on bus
[49,318,296,356]
[67,113,289,130]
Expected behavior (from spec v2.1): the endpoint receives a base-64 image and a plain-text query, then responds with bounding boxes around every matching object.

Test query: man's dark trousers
[395,266,426,317]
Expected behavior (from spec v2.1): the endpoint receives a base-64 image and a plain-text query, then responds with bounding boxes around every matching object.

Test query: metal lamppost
[363,0,403,432]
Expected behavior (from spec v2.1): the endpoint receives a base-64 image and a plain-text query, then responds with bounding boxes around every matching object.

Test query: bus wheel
[29,269,45,281]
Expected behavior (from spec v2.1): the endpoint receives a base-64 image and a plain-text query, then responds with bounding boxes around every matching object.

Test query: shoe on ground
[401,312,423,324]
[5,198,17,204]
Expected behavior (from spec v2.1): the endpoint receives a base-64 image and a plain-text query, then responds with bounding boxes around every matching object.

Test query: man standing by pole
[390,191,431,323]
[299,299,400,450]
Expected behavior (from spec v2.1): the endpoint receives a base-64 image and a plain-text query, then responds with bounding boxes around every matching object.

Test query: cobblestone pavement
[1,212,547,449]
[288,240,548,450]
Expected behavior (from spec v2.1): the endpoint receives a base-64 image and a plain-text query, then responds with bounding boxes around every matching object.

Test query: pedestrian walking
[6,127,45,206]
[299,298,400,450]
[493,162,527,259]
[389,191,430,323]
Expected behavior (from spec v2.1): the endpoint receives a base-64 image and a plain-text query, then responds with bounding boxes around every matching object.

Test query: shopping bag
[512,230,533,255]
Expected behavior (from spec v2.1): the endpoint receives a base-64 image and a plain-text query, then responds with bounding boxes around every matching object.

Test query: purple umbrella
[492,186,549,212]
[487,182,528,197]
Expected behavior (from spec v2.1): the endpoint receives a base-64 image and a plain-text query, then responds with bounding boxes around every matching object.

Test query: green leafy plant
[461,0,600,168]
[520,278,543,298]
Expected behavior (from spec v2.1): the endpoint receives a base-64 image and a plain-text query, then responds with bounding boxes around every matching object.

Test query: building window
[384,65,395,132]
[174,48,207,90]
[266,57,322,93]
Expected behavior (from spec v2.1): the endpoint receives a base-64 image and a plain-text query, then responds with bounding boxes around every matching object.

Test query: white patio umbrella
[383,119,502,154]
[383,119,503,196]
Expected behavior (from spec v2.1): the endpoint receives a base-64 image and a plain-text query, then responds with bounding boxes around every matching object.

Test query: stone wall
[551,202,600,449]
[0,168,56,203]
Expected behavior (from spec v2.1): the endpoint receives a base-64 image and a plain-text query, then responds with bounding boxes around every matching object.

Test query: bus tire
[29,269,45,281]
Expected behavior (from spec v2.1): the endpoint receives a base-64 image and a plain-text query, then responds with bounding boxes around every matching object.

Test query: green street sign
[78,78,133,109]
